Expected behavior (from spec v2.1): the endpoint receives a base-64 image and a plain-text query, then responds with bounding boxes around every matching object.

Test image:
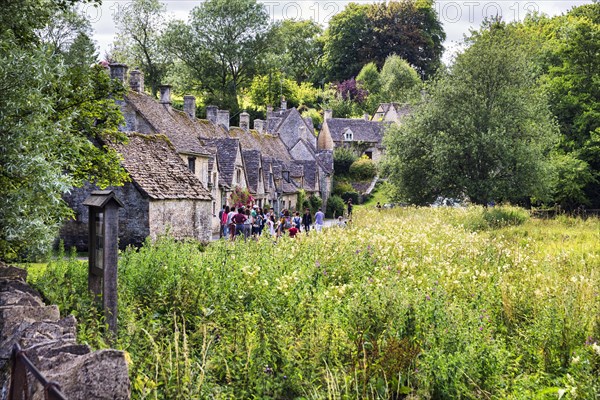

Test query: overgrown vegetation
[30,207,600,399]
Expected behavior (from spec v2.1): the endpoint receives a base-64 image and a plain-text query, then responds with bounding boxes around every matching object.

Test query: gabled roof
[109,133,211,201]
[241,149,262,193]
[316,151,333,175]
[124,91,212,156]
[326,118,387,143]
[201,137,241,188]
[299,160,318,191]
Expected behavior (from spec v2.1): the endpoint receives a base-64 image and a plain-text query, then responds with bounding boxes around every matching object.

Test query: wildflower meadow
[30,206,600,399]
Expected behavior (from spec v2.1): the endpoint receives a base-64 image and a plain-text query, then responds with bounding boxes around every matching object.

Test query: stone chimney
[217,110,230,130]
[364,113,370,121]
[239,110,250,131]
[109,63,128,84]
[254,119,265,134]
[266,105,274,119]
[206,105,218,124]
[183,95,196,118]
[159,85,172,105]
[324,109,333,121]
[129,69,143,93]
[280,97,287,110]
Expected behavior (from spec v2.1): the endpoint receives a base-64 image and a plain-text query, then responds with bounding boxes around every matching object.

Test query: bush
[341,191,360,205]
[325,195,345,218]
[308,194,322,214]
[462,205,530,231]
[334,147,358,176]
[350,157,377,180]
[333,179,354,196]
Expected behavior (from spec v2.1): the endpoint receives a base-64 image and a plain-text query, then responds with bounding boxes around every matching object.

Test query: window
[259,168,263,184]
[344,129,353,141]
[236,169,242,184]
[188,157,196,174]
[213,201,216,215]
[365,151,373,159]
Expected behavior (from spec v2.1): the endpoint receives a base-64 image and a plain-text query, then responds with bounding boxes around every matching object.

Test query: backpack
[293,216,302,228]
[283,217,291,229]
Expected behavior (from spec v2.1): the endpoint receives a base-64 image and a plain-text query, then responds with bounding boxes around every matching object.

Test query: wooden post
[83,191,123,337]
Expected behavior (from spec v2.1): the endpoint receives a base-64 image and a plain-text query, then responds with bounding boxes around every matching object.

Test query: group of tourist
[219,206,326,240]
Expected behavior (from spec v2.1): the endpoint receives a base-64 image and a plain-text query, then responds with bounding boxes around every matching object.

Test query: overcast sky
[84,0,592,63]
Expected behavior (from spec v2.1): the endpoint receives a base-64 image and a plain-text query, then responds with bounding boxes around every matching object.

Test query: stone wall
[148,199,212,243]
[60,183,151,251]
[0,262,130,399]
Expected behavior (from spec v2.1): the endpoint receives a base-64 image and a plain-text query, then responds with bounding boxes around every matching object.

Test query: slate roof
[201,137,240,188]
[299,160,318,191]
[241,149,262,193]
[316,151,333,175]
[326,118,386,144]
[125,91,213,156]
[109,133,211,200]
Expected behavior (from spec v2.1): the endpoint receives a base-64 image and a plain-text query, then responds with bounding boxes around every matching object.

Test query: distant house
[372,102,412,124]
[317,110,388,162]
[60,133,213,250]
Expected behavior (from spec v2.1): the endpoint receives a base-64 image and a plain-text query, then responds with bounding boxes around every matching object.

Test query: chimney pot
[109,63,128,84]
[183,95,196,118]
[129,69,144,93]
[239,111,250,131]
[254,119,265,134]
[159,85,172,105]
[217,110,230,131]
[324,109,333,121]
[280,97,287,110]
[206,105,218,124]
[266,105,274,119]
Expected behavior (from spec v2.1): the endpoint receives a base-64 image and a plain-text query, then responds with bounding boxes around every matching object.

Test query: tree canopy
[383,21,558,205]
[0,1,128,260]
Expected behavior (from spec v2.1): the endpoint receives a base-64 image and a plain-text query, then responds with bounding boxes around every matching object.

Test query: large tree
[112,0,171,97]
[322,0,444,82]
[383,21,558,205]
[0,2,128,260]
[164,0,271,111]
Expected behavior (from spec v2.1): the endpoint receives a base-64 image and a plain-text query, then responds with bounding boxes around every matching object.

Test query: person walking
[221,205,230,238]
[315,208,325,232]
[347,199,353,218]
[293,212,302,233]
[302,208,312,234]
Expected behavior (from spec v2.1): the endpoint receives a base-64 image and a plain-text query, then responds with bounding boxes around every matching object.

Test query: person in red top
[288,223,299,238]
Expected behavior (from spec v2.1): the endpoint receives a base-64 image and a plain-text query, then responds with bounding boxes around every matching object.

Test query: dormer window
[188,157,196,173]
[344,129,353,141]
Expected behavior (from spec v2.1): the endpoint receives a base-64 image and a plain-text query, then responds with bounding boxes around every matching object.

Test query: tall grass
[31,206,600,398]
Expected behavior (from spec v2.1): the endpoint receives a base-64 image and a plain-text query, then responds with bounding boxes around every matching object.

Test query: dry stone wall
[0,262,130,399]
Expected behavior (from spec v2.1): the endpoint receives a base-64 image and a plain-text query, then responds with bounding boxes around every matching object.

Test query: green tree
[269,19,323,83]
[112,0,171,97]
[0,3,128,260]
[356,62,381,95]
[164,0,270,111]
[383,21,558,205]
[379,55,422,103]
[321,0,445,82]
[246,72,318,110]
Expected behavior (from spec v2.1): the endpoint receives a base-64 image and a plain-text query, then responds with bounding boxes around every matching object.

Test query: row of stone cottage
[60,64,409,250]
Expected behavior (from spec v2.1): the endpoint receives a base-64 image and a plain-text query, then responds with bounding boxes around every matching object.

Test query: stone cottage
[372,102,412,124]
[317,110,389,162]
[60,133,213,250]
[62,64,333,243]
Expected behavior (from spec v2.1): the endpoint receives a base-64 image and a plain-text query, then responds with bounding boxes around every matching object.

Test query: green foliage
[383,21,558,206]
[356,62,381,95]
[112,0,171,97]
[461,205,530,231]
[333,147,358,176]
[325,194,345,218]
[350,157,377,180]
[332,179,354,196]
[32,208,600,398]
[550,152,597,208]
[164,0,270,111]
[301,108,322,131]
[308,194,322,215]
[379,55,422,103]
[322,0,444,81]
[0,3,128,261]
[247,72,318,110]
[268,19,323,83]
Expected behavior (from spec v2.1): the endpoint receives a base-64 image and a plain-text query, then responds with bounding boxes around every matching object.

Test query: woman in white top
[266,215,276,236]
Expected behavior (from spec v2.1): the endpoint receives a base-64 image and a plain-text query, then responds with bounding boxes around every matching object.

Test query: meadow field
[29,206,600,399]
